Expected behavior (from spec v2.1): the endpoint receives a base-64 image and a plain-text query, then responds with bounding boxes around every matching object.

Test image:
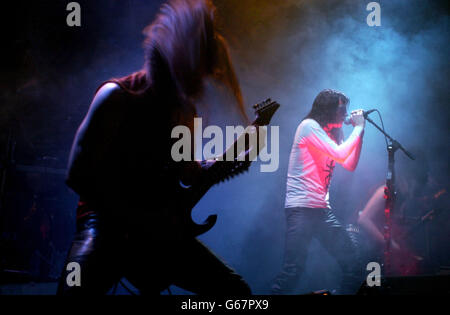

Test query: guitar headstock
[201,98,280,186]
[252,98,280,126]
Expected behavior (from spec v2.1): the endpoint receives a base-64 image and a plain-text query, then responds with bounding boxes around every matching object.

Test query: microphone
[344,109,376,125]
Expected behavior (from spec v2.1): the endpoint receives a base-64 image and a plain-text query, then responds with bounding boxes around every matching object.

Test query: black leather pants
[57,212,251,295]
[272,207,362,294]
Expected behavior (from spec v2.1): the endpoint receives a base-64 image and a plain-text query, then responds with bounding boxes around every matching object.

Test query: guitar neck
[186,99,279,207]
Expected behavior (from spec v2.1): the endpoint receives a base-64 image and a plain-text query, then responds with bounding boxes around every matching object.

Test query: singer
[272,89,365,294]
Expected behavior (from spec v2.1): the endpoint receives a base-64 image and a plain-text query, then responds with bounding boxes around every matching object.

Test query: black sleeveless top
[66,73,195,225]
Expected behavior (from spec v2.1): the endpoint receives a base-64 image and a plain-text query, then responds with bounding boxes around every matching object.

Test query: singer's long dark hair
[304,89,349,143]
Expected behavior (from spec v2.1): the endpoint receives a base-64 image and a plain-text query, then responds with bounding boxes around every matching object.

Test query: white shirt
[285,119,364,209]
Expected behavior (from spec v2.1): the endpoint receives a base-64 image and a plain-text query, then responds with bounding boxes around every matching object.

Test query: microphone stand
[364,115,415,276]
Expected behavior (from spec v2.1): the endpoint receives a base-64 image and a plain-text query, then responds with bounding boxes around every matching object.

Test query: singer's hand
[351,109,365,128]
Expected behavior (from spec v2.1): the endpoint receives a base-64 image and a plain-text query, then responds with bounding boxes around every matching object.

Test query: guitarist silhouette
[57,0,279,295]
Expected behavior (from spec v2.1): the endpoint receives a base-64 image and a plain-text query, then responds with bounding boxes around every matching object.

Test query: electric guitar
[173,99,280,237]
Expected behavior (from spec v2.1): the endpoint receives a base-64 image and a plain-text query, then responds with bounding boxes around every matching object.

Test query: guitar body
[172,171,219,237]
